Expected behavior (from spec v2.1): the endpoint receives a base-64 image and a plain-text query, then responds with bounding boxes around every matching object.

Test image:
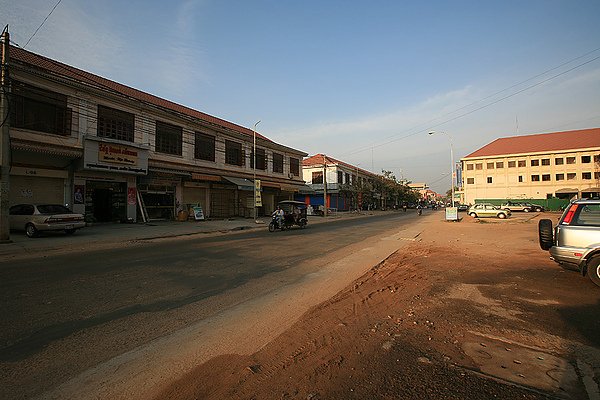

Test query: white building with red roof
[461,128,600,205]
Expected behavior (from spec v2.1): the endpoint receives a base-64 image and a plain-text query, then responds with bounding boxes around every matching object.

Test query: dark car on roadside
[456,204,469,212]
[9,204,86,238]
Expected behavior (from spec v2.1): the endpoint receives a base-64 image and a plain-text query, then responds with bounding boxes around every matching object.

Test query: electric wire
[23,0,63,48]
[340,48,600,158]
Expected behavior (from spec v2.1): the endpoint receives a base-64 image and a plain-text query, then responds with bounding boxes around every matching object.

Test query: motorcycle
[417,207,422,216]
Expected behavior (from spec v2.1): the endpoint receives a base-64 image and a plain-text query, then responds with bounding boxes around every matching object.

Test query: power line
[23,0,62,48]
[340,48,600,158]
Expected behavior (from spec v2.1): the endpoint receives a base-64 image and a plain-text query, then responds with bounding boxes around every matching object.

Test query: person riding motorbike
[272,206,285,228]
[417,205,423,216]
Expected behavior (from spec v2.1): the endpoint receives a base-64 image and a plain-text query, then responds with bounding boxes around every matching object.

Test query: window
[508,161,516,168]
[467,178,474,184]
[595,172,600,180]
[194,132,215,161]
[487,162,494,169]
[312,171,323,184]
[475,163,483,170]
[10,81,71,136]
[582,156,591,163]
[582,172,592,180]
[290,158,300,176]
[518,176,523,183]
[272,153,283,173]
[97,105,134,142]
[555,158,564,165]
[155,121,182,155]
[567,173,576,180]
[518,160,526,167]
[531,159,539,166]
[345,172,350,184]
[337,171,343,183]
[541,159,550,166]
[542,174,551,181]
[225,140,243,166]
[531,175,540,182]
[566,157,576,164]
[595,155,600,163]
[466,164,474,170]
[496,162,504,169]
[487,177,493,184]
[251,148,266,170]
[556,173,564,181]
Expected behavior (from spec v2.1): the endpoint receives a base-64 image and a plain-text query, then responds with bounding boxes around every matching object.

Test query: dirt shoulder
[157,213,600,400]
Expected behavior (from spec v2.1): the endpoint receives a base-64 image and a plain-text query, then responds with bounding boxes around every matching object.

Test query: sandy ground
[155,212,600,400]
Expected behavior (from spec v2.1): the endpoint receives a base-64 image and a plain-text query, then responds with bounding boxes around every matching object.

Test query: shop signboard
[445,206,458,221]
[255,179,262,207]
[192,206,205,220]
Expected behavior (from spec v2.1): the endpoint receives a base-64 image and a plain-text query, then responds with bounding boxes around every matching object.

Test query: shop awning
[222,176,254,191]
[149,167,191,177]
[298,184,316,194]
[555,188,579,194]
[582,187,600,193]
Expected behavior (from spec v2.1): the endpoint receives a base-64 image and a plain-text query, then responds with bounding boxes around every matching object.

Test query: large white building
[461,128,600,205]
[6,45,307,222]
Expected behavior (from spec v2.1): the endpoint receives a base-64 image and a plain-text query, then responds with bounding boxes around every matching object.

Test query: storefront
[82,137,149,222]
[9,167,68,205]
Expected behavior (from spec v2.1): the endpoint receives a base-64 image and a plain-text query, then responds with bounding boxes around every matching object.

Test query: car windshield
[37,205,72,214]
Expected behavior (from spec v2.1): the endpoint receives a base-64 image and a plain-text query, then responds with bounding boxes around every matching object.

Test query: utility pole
[322,154,327,217]
[0,26,10,242]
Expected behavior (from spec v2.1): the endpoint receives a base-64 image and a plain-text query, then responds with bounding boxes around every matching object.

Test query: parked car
[467,203,511,219]
[501,201,532,212]
[538,199,600,287]
[457,204,469,212]
[522,202,545,212]
[9,204,86,238]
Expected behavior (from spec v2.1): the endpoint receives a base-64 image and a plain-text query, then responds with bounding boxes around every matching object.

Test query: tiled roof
[464,128,600,158]
[9,45,272,142]
[303,154,376,176]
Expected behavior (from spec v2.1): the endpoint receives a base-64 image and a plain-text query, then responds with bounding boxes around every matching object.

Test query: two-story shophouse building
[461,128,600,205]
[6,45,307,222]
[299,154,382,211]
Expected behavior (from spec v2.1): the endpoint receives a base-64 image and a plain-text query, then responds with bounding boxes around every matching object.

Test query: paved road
[0,210,424,400]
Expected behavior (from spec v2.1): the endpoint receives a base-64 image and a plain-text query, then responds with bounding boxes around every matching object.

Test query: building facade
[7,46,307,222]
[461,128,600,205]
[299,154,381,211]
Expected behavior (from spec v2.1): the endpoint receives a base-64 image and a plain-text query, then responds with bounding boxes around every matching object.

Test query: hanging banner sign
[255,179,262,207]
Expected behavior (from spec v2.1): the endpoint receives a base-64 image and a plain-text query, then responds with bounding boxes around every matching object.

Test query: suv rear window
[570,204,600,226]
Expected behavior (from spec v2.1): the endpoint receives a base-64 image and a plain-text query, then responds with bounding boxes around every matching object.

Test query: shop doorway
[85,181,127,223]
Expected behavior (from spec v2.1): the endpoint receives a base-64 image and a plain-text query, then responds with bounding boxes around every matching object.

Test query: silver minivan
[538,199,600,287]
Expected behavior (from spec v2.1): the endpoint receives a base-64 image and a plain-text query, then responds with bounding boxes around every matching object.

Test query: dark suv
[538,199,600,287]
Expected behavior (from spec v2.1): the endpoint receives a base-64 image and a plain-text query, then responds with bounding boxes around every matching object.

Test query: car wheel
[25,223,38,238]
[469,212,477,218]
[65,229,76,235]
[523,208,530,212]
[587,255,600,287]
[538,219,554,250]
[497,213,507,219]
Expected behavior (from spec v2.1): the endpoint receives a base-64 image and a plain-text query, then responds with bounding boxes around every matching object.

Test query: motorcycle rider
[417,204,423,216]
[272,206,285,228]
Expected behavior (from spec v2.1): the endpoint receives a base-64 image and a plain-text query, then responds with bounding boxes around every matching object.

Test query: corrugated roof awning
[298,184,316,194]
[555,188,579,194]
[149,167,191,177]
[222,176,254,191]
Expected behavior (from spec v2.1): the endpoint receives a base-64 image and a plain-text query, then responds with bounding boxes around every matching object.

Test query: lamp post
[428,131,455,207]
[253,120,261,223]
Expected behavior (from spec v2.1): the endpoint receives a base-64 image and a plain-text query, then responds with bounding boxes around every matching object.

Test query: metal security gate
[210,188,235,218]
[10,176,65,205]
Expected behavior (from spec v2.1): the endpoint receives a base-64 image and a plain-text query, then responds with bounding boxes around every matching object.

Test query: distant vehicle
[522,202,545,212]
[538,199,600,287]
[468,203,511,219]
[457,204,469,212]
[9,204,85,238]
[501,201,532,212]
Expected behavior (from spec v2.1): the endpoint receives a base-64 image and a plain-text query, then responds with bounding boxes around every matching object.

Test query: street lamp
[253,120,261,223]
[428,131,455,207]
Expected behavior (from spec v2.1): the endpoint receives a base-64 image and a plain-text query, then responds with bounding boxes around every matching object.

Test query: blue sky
[3,0,600,193]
